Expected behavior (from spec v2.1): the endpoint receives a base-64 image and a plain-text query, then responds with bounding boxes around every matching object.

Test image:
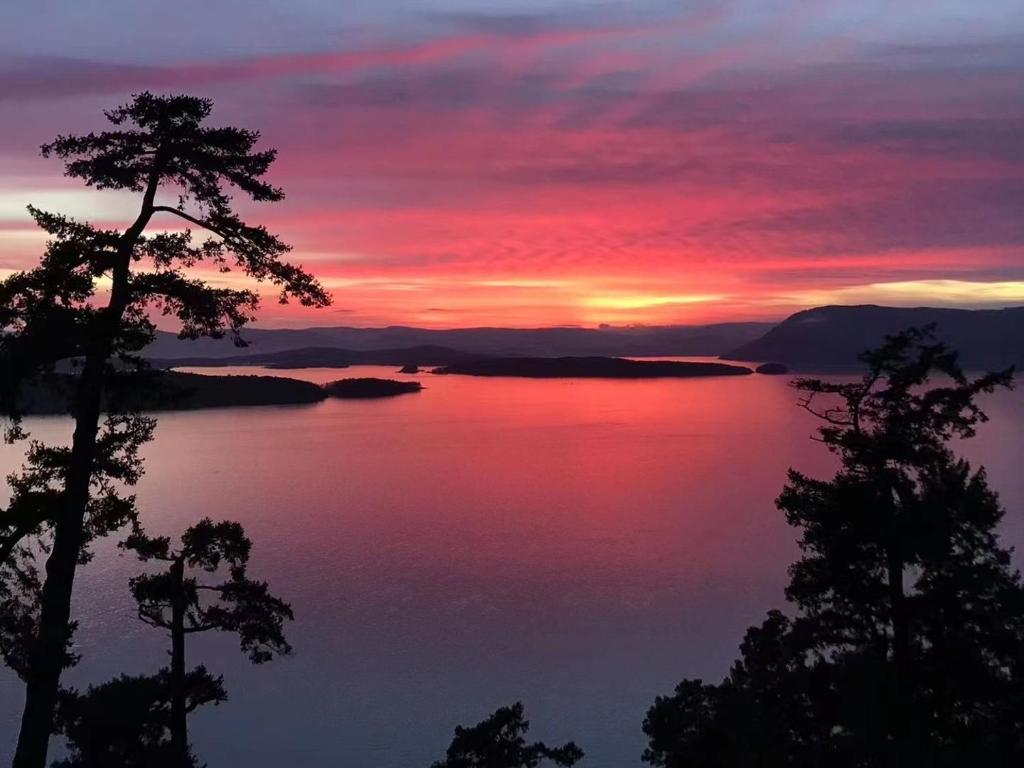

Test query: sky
[1,0,1022,328]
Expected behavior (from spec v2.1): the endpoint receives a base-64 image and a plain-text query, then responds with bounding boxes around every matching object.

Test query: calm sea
[2,363,1022,766]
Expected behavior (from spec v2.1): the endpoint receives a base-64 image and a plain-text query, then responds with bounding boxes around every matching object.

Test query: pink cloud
[1,11,1022,327]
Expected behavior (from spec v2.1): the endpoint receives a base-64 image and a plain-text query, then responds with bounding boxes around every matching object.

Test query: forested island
[14,372,421,414]
[322,378,423,398]
[433,356,753,378]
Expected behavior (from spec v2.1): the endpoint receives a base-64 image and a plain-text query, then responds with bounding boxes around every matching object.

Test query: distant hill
[724,305,1024,370]
[434,357,753,379]
[144,322,773,360]
[150,345,482,369]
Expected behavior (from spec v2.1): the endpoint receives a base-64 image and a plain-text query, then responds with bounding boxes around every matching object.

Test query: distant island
[433,357,753,378]
[149,344,483,370]
[323,378,422,398]
[15,372,421,415]
[142,305,1024,375]
[755,363,789,375]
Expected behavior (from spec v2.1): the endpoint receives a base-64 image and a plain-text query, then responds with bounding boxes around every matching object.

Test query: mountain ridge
[144,322,773,359]
[723,305,1024,370]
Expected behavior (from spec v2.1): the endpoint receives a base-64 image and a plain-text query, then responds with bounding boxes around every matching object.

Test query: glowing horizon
[1,1,1022,329]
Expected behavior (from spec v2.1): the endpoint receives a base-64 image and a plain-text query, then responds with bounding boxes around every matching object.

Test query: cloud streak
[0,1,1022,326]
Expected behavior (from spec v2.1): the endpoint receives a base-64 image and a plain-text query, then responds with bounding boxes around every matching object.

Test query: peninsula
[15,372,421,414]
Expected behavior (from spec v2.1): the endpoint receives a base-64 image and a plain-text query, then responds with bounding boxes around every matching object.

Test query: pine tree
[0,92,328,768]
[122,518,293,765]
[644,329,1023,766]
[52,668,225,768]
[432,703,583,768]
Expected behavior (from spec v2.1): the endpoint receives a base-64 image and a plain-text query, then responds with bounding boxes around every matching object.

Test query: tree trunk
[169,558,190,767]
[12,358,104,768]
[886,489,912,768]
[13,170,158,768]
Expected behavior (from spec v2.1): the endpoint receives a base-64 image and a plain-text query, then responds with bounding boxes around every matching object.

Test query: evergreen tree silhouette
[0,92,328,768]
[644,328,1023,766]
[0,414,154,687]
[52,668,225,768]
[120,518,293,765]
[432,702,583,768]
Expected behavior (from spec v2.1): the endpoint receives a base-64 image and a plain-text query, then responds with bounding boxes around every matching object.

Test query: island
[399,364,420,374]
[14,372,422,414]
[323,378,423,398]
[433,356,753,378]
[754,363,789,375]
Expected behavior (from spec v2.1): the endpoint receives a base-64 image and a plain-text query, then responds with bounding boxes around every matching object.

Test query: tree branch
[152,206,228,240]
[183,622,217,634]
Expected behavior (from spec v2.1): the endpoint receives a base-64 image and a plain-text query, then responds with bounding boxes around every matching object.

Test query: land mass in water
[16,373,421,415]
[433,357,753,378]
[150,344,483,369]
[724,305,1024,370]
[322,378,423,398]
[143,305,1023,373]
[144,322,773,360]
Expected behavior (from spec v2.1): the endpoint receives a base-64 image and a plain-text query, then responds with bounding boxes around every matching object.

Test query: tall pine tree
[645,329,1023,766]
[0,92,329,768]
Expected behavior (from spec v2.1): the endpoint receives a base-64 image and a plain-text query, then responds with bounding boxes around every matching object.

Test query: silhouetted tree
[432,702,583,768]
[122,518,292,765]
[0,412,154,679]
[52,668,225,768]
[644,612,837,768]
[645,329,1024,767]
[0,92,328,768]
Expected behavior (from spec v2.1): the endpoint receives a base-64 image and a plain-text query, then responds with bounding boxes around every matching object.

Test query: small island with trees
[322,377,423,398]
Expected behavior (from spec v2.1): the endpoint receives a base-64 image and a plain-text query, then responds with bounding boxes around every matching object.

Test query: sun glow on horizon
[782,280,1024,311]
[0,1,1021,328]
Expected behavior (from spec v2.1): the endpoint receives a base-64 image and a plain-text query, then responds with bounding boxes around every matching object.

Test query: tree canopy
[124,518,293,663]
[432,703,584,768]
[0,92,328,768]
[644,329,1022,766]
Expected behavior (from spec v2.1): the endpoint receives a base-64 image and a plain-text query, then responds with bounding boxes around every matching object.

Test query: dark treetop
[0,92,327,768]
[643,328,1022,767]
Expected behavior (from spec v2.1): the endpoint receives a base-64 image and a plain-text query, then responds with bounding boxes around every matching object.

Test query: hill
[434,357,753,378]
[724,305,1024,370]
[144,322,773,360]
[150,345,481,369]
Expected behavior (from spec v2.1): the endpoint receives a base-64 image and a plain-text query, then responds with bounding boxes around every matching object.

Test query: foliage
[0,413,154,678]
[0,91,327,768]
[432,703,584,768]
[644,329,1023,766]
[52,667,225,768]
[124,518,293,662]
[644,612,838,768]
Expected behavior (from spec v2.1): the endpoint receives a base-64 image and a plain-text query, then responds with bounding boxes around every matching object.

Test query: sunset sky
[1,0,1022,328]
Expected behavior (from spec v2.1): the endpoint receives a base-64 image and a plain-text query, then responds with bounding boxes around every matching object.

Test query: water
[1,364,1022,766]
